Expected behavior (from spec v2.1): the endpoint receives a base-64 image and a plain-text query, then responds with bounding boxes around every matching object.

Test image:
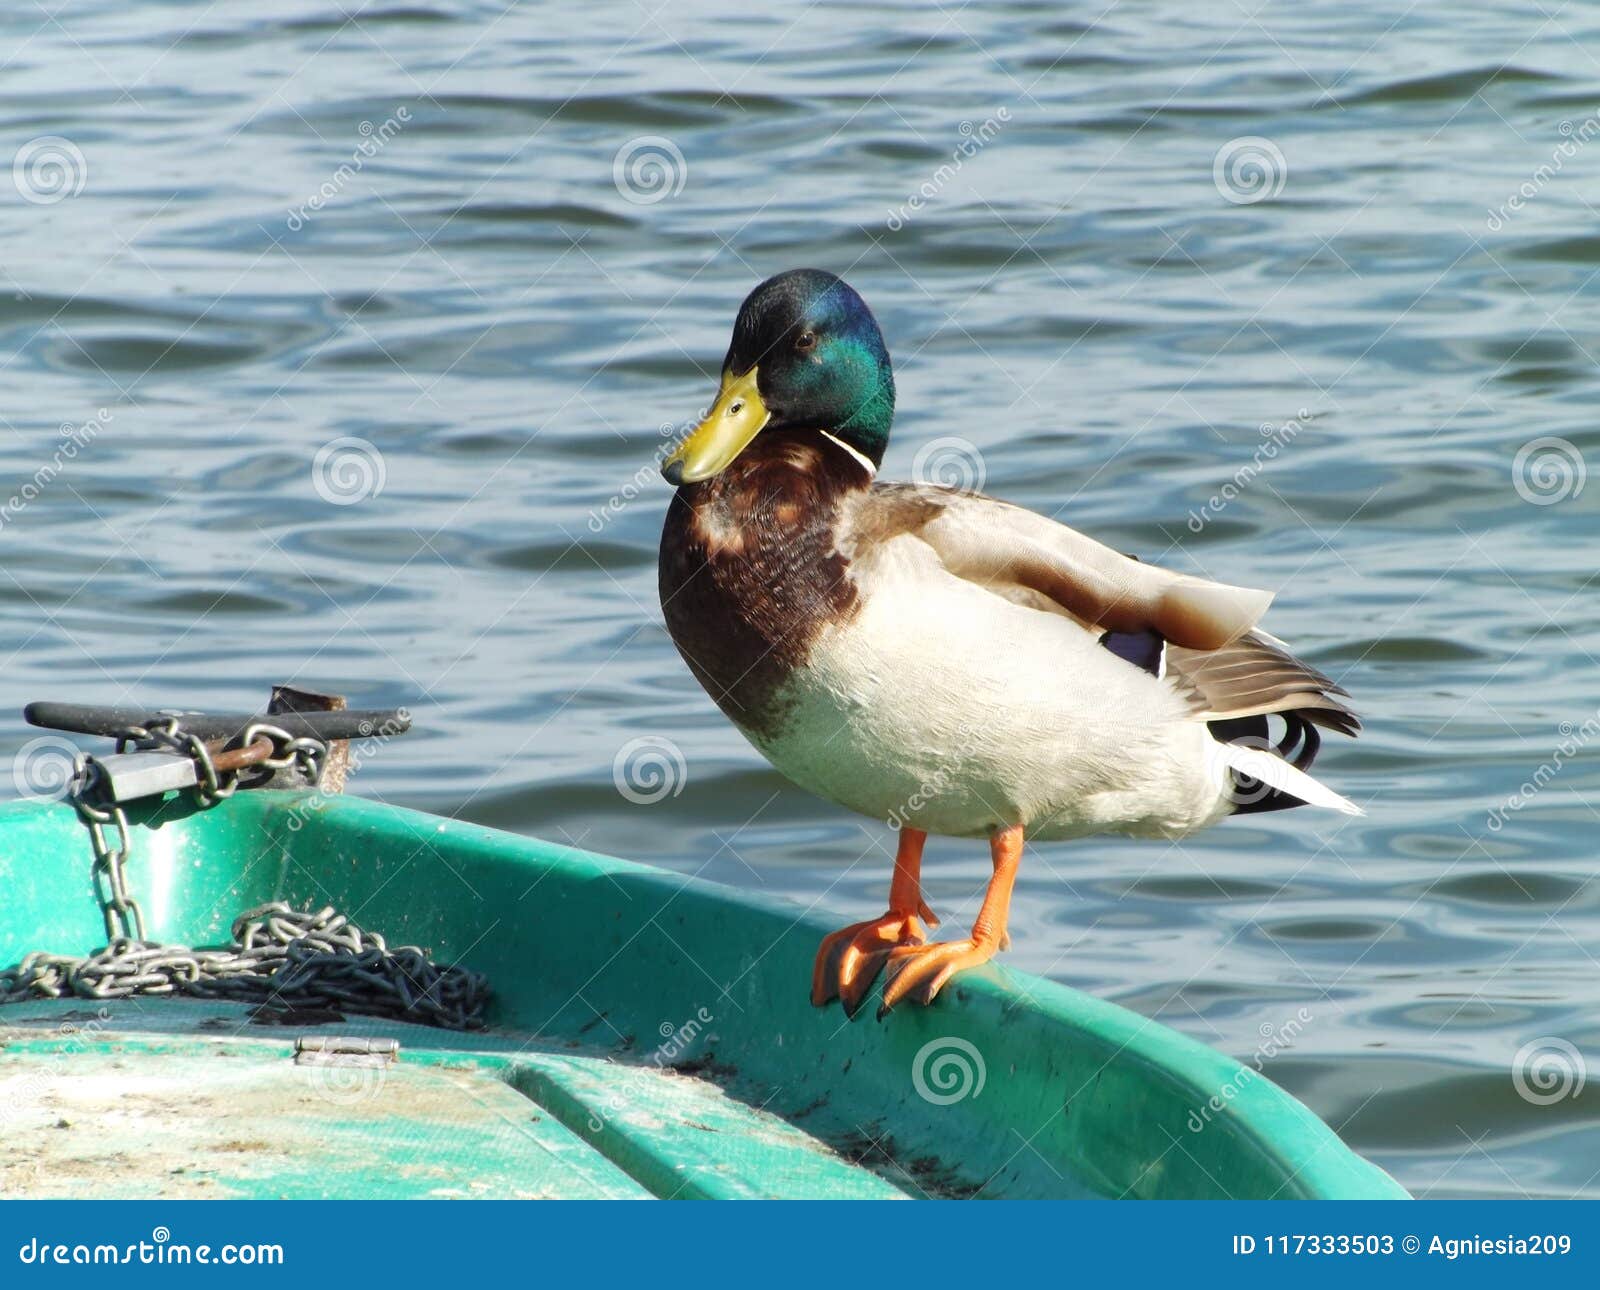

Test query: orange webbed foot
[877,936,1000,1016]
[811,903,938,1018]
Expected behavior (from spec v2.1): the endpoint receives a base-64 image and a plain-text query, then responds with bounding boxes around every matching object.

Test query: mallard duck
[658,269,1360,1018]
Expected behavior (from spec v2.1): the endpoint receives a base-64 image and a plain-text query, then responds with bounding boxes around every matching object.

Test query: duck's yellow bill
[662,368,769,485]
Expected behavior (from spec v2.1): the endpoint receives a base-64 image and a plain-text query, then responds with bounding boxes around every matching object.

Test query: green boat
[0,699,1406,1200]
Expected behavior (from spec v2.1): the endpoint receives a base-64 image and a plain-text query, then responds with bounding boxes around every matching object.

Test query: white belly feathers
[740,534,1235,841]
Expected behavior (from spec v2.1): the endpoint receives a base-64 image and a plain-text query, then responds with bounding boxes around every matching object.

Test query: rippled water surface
[4,0,1599,1198]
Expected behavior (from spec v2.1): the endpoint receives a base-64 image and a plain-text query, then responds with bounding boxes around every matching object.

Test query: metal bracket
[294,1035,400,1069]
[88,751,200,803]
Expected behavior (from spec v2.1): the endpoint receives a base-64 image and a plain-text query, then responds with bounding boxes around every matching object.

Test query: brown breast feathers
[658,432,870,741]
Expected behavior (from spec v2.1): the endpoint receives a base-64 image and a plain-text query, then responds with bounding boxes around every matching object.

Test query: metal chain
[11,722,483,1028]
[110,717,324,806]
[64,717,332,940]
[0,903,491,1031]
[70,756,145,942]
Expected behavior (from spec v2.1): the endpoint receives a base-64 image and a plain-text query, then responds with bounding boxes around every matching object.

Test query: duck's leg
[878,823,1021,1017]
[811,827,939,1017]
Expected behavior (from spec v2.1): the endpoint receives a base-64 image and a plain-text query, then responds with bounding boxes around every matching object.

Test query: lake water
[3,0,1598,1198]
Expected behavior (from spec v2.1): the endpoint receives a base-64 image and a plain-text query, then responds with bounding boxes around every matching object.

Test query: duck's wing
[846,482,1360,815]
[849,482,1355,724]
[851,482,1272,650]
[852,483,1357,730]
[1165,631,1359,736]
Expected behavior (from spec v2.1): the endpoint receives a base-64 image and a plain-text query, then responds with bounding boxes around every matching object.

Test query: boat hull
[0,792,1407,1200]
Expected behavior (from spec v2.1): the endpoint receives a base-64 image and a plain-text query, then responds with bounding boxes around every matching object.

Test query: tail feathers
[1210,738,1363,817]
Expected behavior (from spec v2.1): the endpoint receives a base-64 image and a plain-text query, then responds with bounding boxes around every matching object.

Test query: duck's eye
[796,330,818,352]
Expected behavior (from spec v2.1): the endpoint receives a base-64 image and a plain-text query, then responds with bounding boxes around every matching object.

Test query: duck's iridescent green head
[663,269,895,485]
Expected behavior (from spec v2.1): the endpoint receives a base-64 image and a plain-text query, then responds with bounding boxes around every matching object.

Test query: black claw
[875,964,906,1020]
[838,948,892,1020]
[811,936,850,1007]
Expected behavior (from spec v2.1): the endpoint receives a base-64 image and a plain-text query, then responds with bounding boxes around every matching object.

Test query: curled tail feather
[1209,737,1363,817]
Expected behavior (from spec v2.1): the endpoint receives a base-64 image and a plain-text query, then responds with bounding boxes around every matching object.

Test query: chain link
[238,722,326,786]
[0,903,491,1031]
[71,756,145,942]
